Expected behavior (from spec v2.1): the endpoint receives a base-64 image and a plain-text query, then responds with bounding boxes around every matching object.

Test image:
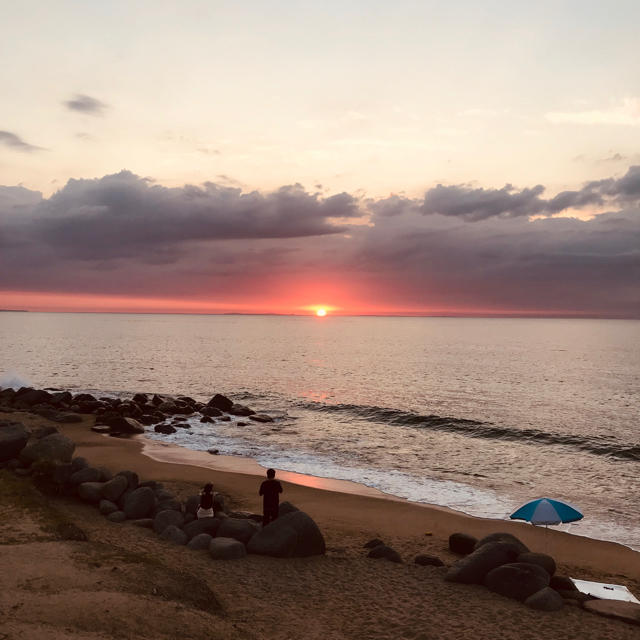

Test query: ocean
[1,312,638,548]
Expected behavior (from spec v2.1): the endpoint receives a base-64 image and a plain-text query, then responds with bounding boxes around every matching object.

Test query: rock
[237,421,248,427]
[99,499,119,515]
[20,433,75,464]
[101,475,129,502]
[184,513,196,524]
[229,404,255,416]
[217,518,259,545]
[247,511,326,558]
[32,425,59,439]
[200,416,214,424]
[201,406,222,417]
[278,501,299,516]
[210,537,246,559]
[249,414,274,423]
[71,457,89,472]
[132,393,148,404]
[50,391,73,405]
[77,400,104,414]
[73,393,97,404]
[157,499,182,513]
[525,587,564,611]
[185,495,201,515]
[0,388,16,404]
[153,509,185,534]
[363,538,385,549]
[106,417,145,434]
[484,562,550,602]
[123,487,156,519]
[414,554,444,567]
[367,545,402,563]
[584,599,640,626]
[130,518,154,528]
[219,416,231,422]
[91,426,111,434]
[0,421,29,461]
[207,394,233,412]
[449,533,478,555]
[51,462,74,485]
[154,424,176,434]
[158,401,178,413]
[549,575,578,592]
[517,552,556,576]
[474,532,528,554]
[187,533,213,550]
[13,389,52,409]
[183,517,221,540]
[70,466,103,485]
[445,541,520,584]
[107,511,127,523]
[160,525,188,545]
[77,482,106,503]
[116,470,139,490]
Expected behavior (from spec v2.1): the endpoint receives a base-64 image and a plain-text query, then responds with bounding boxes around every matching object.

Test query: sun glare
[316,308,327,317]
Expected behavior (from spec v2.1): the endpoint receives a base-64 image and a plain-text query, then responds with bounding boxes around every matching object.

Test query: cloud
[63,94,108,116]
[0,168,638,317]
[546,98,640,126]
[369,166,640,222]
[0,130,43,152]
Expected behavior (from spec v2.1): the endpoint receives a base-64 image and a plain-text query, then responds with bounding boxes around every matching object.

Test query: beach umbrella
[510,498,583,525]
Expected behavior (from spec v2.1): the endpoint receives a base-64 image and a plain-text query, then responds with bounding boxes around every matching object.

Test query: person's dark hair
[203,483,213,493]
[266,468,275,479]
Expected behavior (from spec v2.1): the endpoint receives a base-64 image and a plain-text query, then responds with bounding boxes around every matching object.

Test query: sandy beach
[2,409,640,640]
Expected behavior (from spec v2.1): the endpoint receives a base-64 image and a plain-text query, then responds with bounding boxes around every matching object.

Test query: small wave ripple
[296,401,640,462]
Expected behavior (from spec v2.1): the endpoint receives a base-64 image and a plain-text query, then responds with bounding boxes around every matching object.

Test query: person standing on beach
[197,483,215,519]
[259,468,283,526]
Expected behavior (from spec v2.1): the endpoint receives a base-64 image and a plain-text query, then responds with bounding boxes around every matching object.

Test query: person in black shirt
[259,468,283,526]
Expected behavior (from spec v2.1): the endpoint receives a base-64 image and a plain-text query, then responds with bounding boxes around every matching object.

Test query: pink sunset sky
[1,1,639,317]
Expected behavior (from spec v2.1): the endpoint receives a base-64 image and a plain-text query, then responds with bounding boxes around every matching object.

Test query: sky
[1,0,639,316]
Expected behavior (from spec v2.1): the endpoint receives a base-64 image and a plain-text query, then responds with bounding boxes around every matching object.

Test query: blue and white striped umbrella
[510,498,583,525]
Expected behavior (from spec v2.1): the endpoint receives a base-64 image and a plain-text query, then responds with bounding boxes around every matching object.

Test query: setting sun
[316,308,327,317]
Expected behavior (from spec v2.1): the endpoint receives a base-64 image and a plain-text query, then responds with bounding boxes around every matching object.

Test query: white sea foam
[0,371,32,390]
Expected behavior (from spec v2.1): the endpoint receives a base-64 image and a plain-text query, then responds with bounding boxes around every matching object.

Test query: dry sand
[1,410,639,640]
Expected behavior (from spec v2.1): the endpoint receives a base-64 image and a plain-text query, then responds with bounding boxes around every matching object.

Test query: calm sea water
[1,312,639,548]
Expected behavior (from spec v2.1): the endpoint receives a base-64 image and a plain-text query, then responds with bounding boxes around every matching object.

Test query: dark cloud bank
[1,168,639,317]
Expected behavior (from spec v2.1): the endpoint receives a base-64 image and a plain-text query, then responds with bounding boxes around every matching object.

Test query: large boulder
[484,563,551,602]
[445,542,520,584]
[207,394,233,412]
[153,509,185,534]
[101,475,129,502]
[160,525,187,545]
[99,499,119,515]
[13,389,52,409]
[115,470,139,490]
[187,533,214,550]
[247,511,325,558]
[414,554,444,567]
[449,532,478,555]
[474,532,529,554]
[210,537,246,560]
[104,417,144,434]
[525,587,564,611]
[249,414,274,423]
[185,494,201,515]
[70,466,103,485]
[183,517,221,540]
[154,424,176,434]
[77,482,106,504]
[123,487,156,519]
[217,518,259,546]
[200,406,223,418]
[20,433,75,464]
[0,421,29,461]
[228,404,255,417]
[517,552,556,576]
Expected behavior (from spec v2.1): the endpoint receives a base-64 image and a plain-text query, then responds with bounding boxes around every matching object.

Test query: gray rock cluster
[446,531,574,611]
[0,386,275,436]
[0,420,325,562]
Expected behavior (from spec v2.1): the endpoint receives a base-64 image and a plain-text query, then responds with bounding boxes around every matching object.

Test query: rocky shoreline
[2,385,640,627]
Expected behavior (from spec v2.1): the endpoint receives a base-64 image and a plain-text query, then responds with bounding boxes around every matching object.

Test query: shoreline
[9,410,640,585]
